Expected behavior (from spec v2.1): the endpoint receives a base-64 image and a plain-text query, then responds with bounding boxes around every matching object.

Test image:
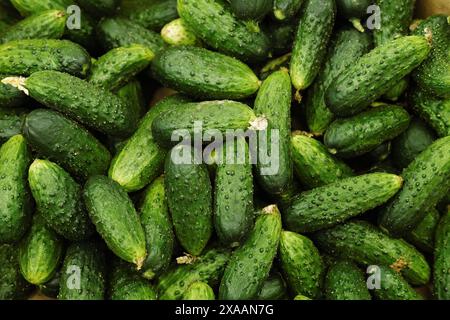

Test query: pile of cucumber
[0,0,449,301]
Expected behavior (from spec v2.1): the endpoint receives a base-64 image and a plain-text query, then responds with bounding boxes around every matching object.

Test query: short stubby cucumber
[406,208,440,254]
[0,244,31,300]
[255,272,288,300]
[273,0,305,21]
[0,107,27,144]
[161,18,200,46]
[182,281,215,300]
[109,262,157,300]
[434,208,450,300]
[125,0,178,31]
[228,0,272,21]
[372,265,423,300]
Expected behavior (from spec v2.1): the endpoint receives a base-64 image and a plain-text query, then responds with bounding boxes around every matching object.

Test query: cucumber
[88,45,154,91]
[291,132,354,189]
[324,260,371,300]
[23,109,111,180]
[58,242,106,300]
[161,18,200,46]
[335,0,371,20]
[157,247,230,300]
[358,141,392,166]
[109,262,157,300]
[434,208,450,300]
[228,0,272,21]
[0,244,32,300]
[314,220,431,286]
[115,78,145,119]
[290,0,336,90]
[182,281,215,300]
[39,271,60,298]
[406,208,440,254]
[126,0,178,31]
[254,69,293,195]
[0,135,32,243]
[294,294,312,300]
[151,46,260,100]
[140,176,175,280]
[18,214,63,285]
[379,136,450,235]
[324,105,411,158]
[255,272,288,300]
[284,173,403,233]
[372,265,423,300]
[279,231,324,299]
[178,0,270,62]
[109,95,189,192]
[0,107,27,144]
[264,21,295,56]
[28,159,94,240]
[305,27,372,135]
[392,118,436,169]
[260,53,291,80]
[326,36,431,117]
[0,75,28,108]
[10,0,72,16]
[0,39,91,77]
[273,0,304,21]
[0,10,66,43]
[165,145,213,256]
[77,0,119,17]
[219,205,282,300]
[64,10,97,52]
[83,176,147,269]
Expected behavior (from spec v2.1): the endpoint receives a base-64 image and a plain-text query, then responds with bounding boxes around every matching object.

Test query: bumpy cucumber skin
[255,272,288,300]
[335,0,371,19]
[324,106,411,158]
[23,109,111,180]
[0,244,31,300]
[18,215,63,285]
[183,281,215,300]
[379,136,450,235]
[273,0,304,21]
[109,262,157,300]
[305,28,372,135]
[28,159,94,240]
[434,208,450,300]
[0,107,27,144]
[58,242,106,300]
[315,220,431,286]
[25,70,137,137]
[290,0,336,90]
[77,0,119,17]
[157,248,230,300]
[83,176,147,269]
[115,78,145,118]
[407,208,440,254]
[326,36,431,117]
[151,46,260,100]
[0,135,32,243]
[161,18,200,46]
[219,205,282,300]
[228,0,272,20]
[284,173,403,233]
[291,132,354,189]
[279,231,324,299]
[140,176,175,280]
[126,0,178,31]
[0,39,91,77]
[10,0,71,16]
[254,69,293,195]
[0,75,28,108]
[373,265,423,300]
[178,0,270,62]
[325,260,371,300]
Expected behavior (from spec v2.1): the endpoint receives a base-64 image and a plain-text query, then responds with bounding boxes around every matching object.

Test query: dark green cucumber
[273,0,304,21]
[228,0,272,20]
[39,270,60,298]
[335,0,371,19]
[28,159,94,240]
[406,208,440,254]
[0,134,32,243]
[291,132,354,189]
[18,214,63,285]
[151,46,260,100]
[219,205,282,300]
[314,220,431,286]
[22,70,137,137]
[161,18,201,46]
[324,260,371,300]
[89,45,154,91]
[157,247,230,300]
[326,36,431,117]
[0,244,32,300]
[140,176,175,280]
[358,141,392,166]
[254,69,293,195]
[109,262,157,300]
[10,0,71,16]
[178,0,270,62]
[255,272,288,300]
[284,173,403,233]
[434,208,450,300]
[83,176,147,269]
[379,136,450,235]
[23,109,111,180]
[0,107,27,144]
[125,0,178,31]
[58,242,106,300]
[305,27,372,135]
[0,75,28,108]
[324,105,411,158]
[279,231,324,299]
[77,0,119,17]
[392,118,436,169]
[290,0,336,90]
[372,265,423,300]
[264,21,295,56]
[115,78,145,118]
[182,281,215,300]
[0,39,91,77]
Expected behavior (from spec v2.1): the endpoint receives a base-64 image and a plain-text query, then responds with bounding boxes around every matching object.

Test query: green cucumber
[10,0,71,16]
[324,260,371,300]
[255,272,288,300]
[28,159,94,240]
[0,244,32,300]
[161,18,200,46]
[126,0,178,31]
[326,36,431,117]
[18,214,63,285]
[260,53,291,80]
[182,281,215,300]
[324,105,411,158]
[64,10,97,52]
[228,0,272,21]
[406,208,440,254]
[279,231,324,299]
[294,294,312,300]
[379,136,450,235]
[0,134,32,243]
[264,21,295,56]
[291,132,354,189]
[372,265,423,300]
[151,46,260,100]
[434,208,450,300]
[290,0,336,90]
[58,242,106,300]
[83,176,147,269]
[178,0,270,62]
[109,262,157,300]
[273,0,304,21]
[77,0,119,17]
[0,39,91,77]
[335,0,371,20]
[23,109,111,180]
[0,75,28,108]
[219,205,282,300]
[115,79,146,118]
[284,173,403,233]
[0,107,27,144]
[314,220,431,286]
[358,141,392,166]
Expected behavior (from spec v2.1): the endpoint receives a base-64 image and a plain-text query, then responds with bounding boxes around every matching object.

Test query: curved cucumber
[125,0,178,31]
[372,265,423,300]
[0,244,32,300]
[273,0,304,21]
[406,208,440,254]
[0,107,27,144]
[325,260,371,300]
[161,18,200,46]
[255,272,288,300]
[434,208,450,300]
[228,0,272,21]
[109,262,157,300]
[182,281,215,300]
